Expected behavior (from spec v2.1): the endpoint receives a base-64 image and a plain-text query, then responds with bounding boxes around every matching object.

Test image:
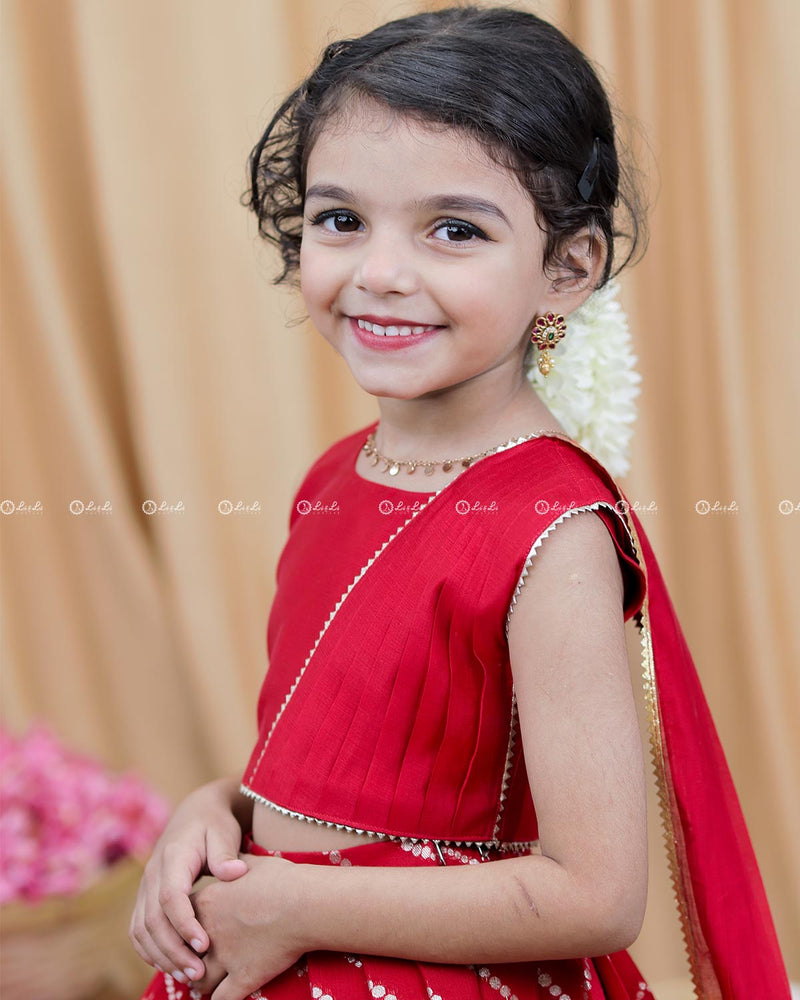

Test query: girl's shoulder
[464,433,647,621]
[466,430,621,501]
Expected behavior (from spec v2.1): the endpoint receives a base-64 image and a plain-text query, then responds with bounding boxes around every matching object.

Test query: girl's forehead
[306,98,525,200]
[313,100,475,156]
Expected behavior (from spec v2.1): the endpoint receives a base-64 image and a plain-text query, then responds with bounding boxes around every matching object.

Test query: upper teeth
[356,319,434,337]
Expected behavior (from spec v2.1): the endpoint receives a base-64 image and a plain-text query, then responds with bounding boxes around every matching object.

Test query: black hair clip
[577,137,601,202]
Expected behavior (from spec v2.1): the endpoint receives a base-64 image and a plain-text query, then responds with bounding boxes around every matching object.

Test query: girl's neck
[372,381,564,460]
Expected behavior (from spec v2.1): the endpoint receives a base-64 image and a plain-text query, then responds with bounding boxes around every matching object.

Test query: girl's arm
[129,775,253,982]
[193,511,648,1000]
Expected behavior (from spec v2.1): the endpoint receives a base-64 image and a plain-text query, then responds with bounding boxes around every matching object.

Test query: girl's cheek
[299,253,322,303]
[301,275,332,318]
[301,245,334,292]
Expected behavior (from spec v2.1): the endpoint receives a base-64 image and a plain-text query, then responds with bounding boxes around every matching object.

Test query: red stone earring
[530,312,567,376]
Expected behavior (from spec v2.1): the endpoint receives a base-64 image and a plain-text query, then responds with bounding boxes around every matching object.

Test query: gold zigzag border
[623,514,705,999]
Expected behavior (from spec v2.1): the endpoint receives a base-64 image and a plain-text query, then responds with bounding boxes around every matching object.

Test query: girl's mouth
[349,316,445,351]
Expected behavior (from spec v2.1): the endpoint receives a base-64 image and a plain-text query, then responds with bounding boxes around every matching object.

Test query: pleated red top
[241,423,646,847]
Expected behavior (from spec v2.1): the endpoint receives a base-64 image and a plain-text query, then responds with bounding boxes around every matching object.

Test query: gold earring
[530,312,567,376]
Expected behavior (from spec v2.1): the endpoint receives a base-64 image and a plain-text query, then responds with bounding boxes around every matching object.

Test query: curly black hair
[244,5,646,288]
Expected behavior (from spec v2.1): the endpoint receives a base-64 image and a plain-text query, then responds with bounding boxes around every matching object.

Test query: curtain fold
[1,0,796,982]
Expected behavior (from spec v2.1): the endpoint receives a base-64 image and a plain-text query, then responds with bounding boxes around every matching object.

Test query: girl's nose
[352,234,420,296]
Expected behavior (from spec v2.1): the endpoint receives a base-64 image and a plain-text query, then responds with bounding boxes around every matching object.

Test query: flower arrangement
[0,724,168,904]
[527,280,642,478]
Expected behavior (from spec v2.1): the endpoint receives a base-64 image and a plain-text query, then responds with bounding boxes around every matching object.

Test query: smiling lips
[350,316,444,351]
[356,318,439,337]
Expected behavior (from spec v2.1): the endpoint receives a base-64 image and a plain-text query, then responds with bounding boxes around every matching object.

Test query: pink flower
[0,724,168,902]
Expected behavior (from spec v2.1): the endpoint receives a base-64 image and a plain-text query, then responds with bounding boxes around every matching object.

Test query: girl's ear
[541,229,607,316]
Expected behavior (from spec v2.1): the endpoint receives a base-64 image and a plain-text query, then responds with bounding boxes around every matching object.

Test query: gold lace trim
[240,785,540,853]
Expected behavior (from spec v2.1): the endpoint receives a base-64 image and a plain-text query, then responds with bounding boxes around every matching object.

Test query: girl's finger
[211,971,255,1000]
[129,918,188,986]
[205,827,248,881]
[192,952,227,997]
[130,871,204,975]
[129,895,173,971]
[141,897,207,982]
[157,872,210,962]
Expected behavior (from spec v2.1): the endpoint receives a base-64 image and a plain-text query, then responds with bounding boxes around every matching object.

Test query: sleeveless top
[240,422,646,848]
[238,422,791,996]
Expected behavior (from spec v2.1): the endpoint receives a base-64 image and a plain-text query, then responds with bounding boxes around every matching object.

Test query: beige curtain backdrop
[1,0,797,991]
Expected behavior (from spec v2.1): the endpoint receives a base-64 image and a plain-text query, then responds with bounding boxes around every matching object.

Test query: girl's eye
[431,219,488,243]
[312,210,363,233]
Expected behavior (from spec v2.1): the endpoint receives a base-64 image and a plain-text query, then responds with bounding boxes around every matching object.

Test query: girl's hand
[129,777,251,984]
[190,854,307,1000]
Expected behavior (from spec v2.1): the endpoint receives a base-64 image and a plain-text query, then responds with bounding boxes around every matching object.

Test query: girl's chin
[343,365,449,401]
[349,376,435,401]
[337,355,436,400]
[343,355,489,403]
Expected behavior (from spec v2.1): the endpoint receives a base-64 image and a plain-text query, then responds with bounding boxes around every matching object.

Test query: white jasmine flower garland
[526,280,641,477]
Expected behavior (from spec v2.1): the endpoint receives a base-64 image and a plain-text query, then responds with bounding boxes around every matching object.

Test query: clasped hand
[129,779,306,999]
[190,853,306,1000]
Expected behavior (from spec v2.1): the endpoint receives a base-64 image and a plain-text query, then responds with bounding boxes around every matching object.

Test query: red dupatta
[544,435,789,998]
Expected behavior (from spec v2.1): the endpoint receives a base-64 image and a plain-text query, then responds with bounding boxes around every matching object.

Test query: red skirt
[140,838,653,1000]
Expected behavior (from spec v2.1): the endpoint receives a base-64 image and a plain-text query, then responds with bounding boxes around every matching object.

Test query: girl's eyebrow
[305,183,353,203]
[414,195,511,228]
[304,184,511,228]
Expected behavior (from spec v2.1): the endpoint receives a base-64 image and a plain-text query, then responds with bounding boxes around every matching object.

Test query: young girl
[130,8,788,1000]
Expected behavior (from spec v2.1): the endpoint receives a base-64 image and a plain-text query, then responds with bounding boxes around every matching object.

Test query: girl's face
[300,100,579,402]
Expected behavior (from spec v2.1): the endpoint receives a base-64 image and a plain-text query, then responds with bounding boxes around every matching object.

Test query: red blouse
[241,423,646,848]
